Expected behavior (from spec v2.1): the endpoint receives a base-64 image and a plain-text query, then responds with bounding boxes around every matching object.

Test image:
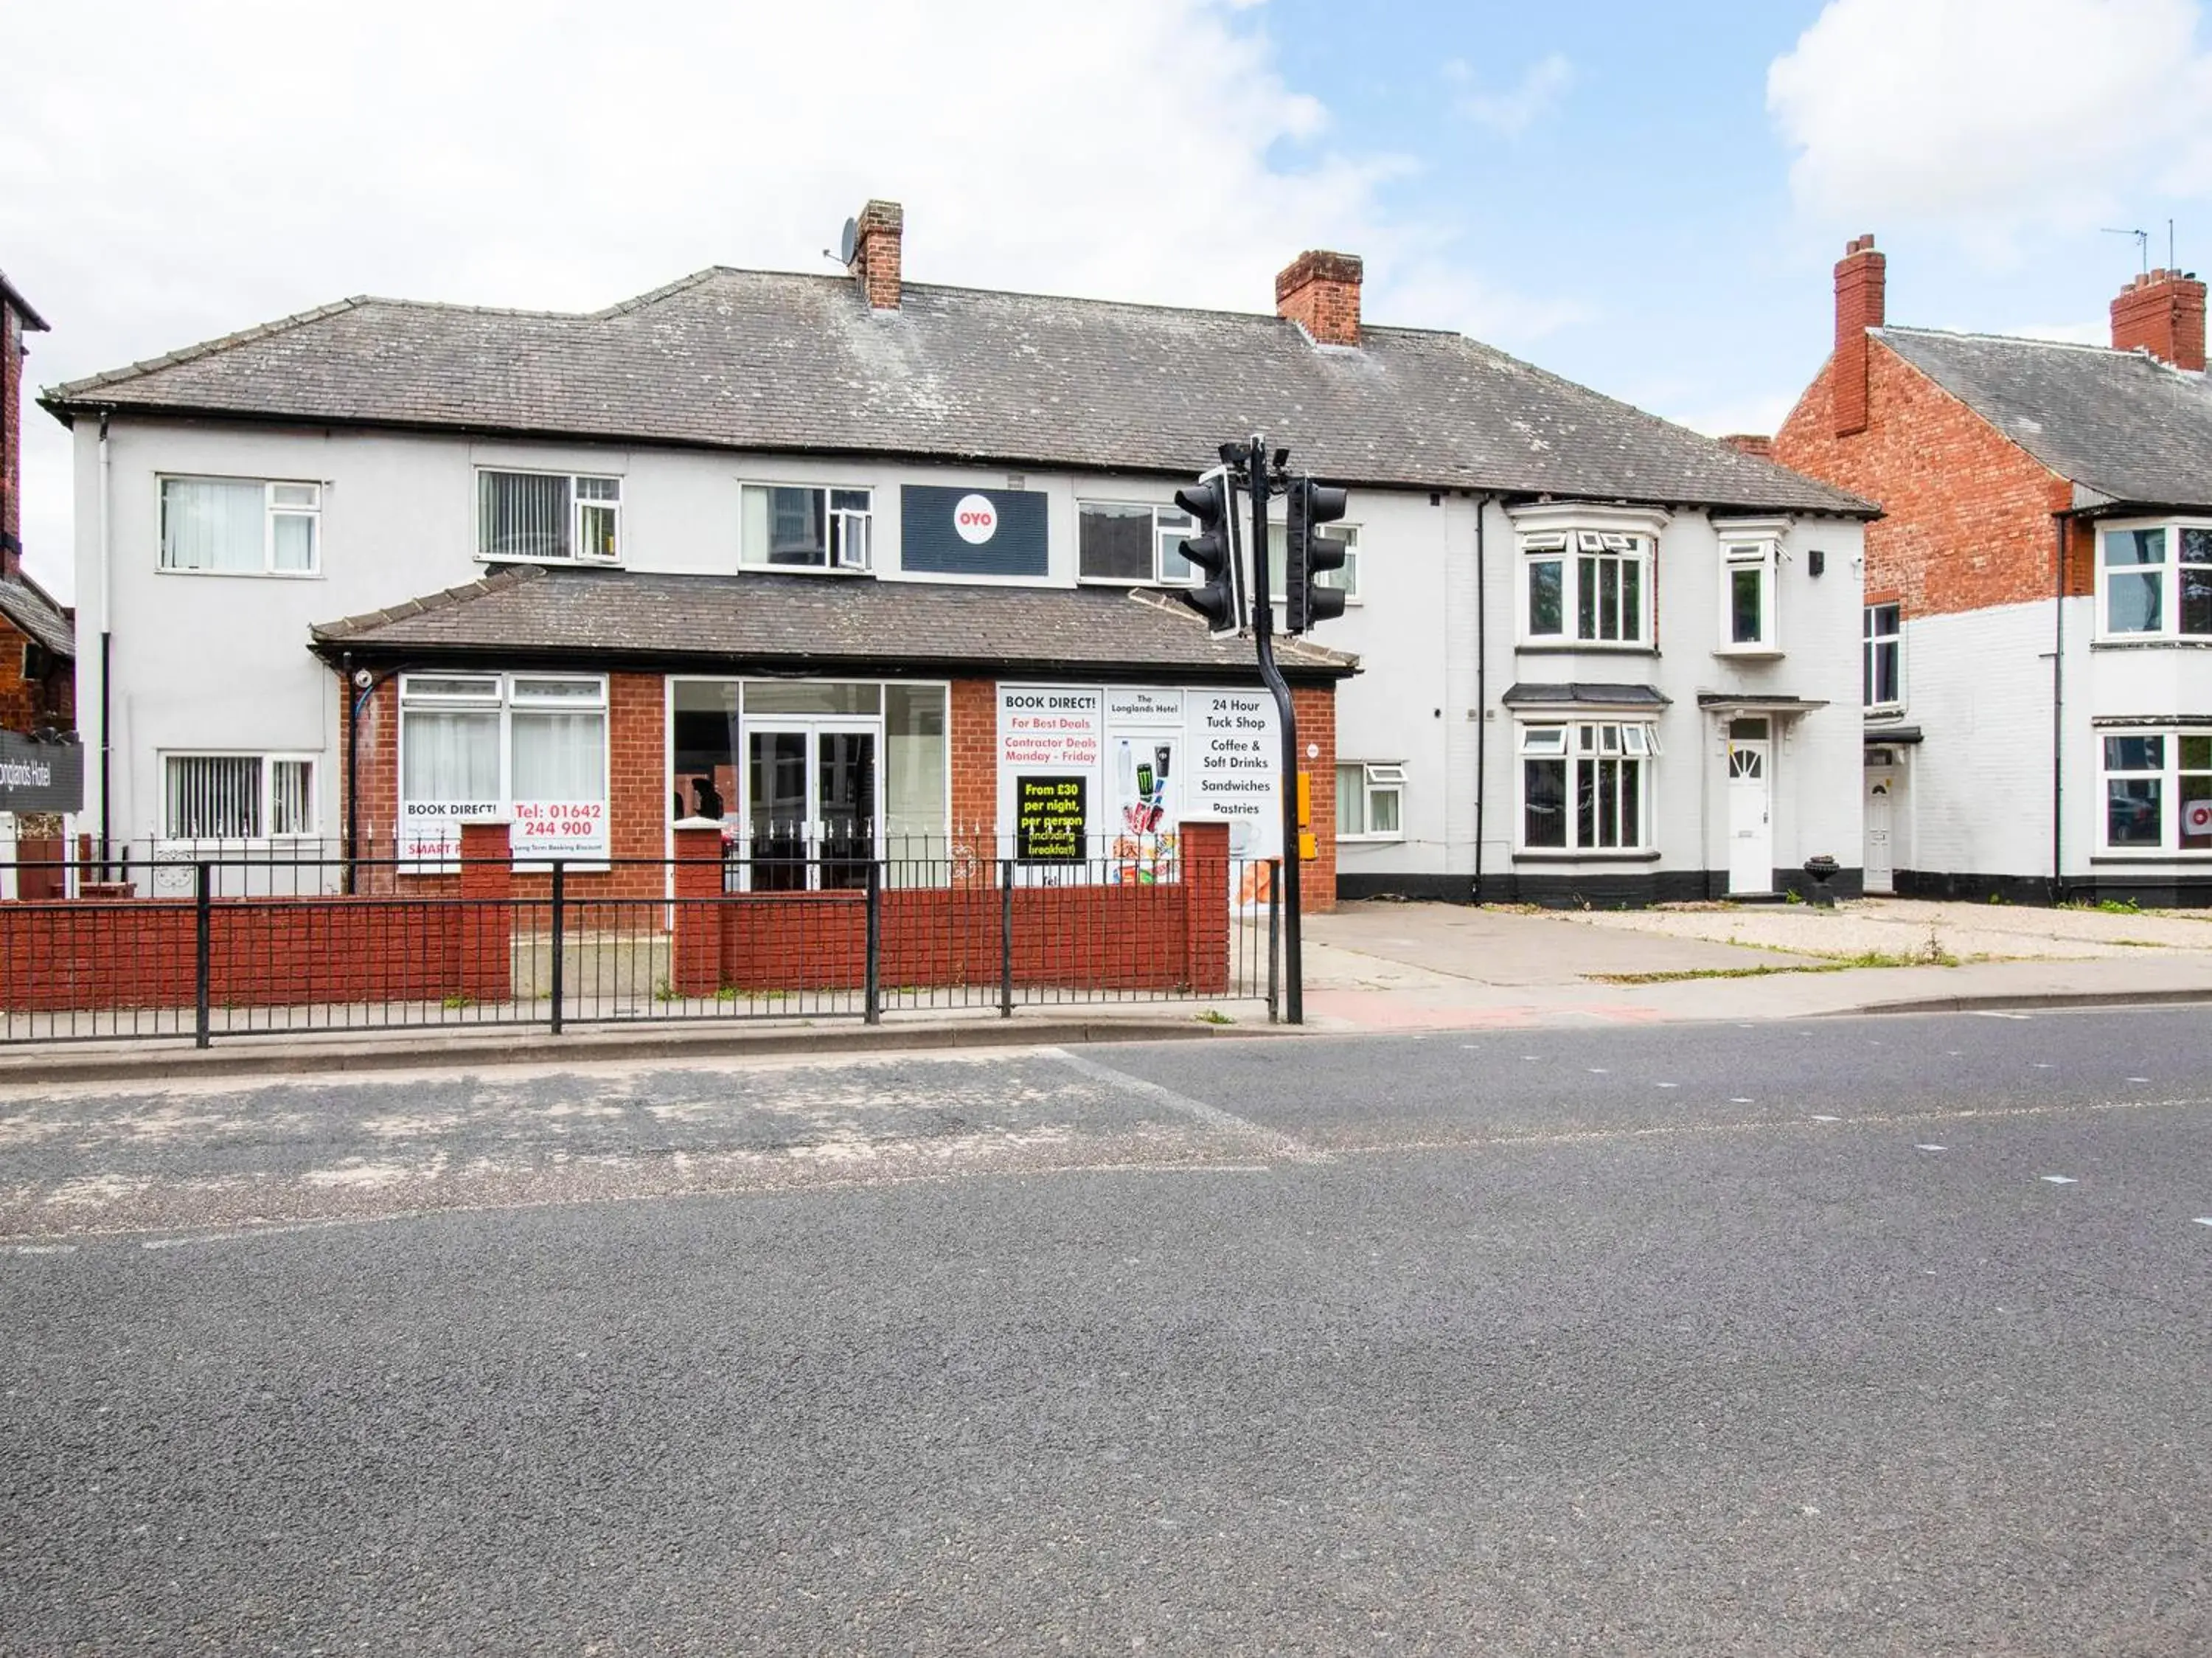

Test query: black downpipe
[1471,493,1489,903]
[2051,515,2068,903]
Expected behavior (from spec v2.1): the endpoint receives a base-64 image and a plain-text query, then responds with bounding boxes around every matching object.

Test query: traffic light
[1174,466,1247,638]
[1284,475,1350,633]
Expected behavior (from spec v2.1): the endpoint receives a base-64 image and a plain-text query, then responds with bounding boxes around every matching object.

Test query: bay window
[1078,502,1197,583]
[2098,521,2212,639]
[159,477,321,575]
[162,754,316,841]
[1519,721,1658,850]
[2099,730,2212,853]
[478,471,622,563]
[398,673,608,864]
[1520,530,1648,645]
[741,484,872,570]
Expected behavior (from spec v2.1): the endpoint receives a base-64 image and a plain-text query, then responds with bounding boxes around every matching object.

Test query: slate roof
[44,267,1871,516]
[0,270,48,333]
[1876,327,2212,510]
[309,565,1357,683]
[1499,682,1669,707]
[0,580,74,659]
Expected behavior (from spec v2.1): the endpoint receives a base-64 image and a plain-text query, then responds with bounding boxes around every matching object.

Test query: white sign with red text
[953,493,999,545]
[512,799,608,862]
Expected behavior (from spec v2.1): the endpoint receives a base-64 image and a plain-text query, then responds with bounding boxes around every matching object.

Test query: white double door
[1726,725,1773,895]
[743,718,880,890]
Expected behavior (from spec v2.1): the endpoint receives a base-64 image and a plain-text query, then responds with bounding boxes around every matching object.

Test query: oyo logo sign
[2188,799,2212,836]
[953,493,998,545]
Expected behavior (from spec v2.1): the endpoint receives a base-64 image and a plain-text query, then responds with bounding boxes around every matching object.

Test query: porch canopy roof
[310,563,1358,685]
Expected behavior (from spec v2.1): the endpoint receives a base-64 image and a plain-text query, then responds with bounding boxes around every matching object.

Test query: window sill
[157,567,323,580]
[480,555,625,570]
[1512,849,1663,863]
[734,563,872,577]
[2089,635,2212,649]
[2089,853,2212,863]
[1336,834,1405,845]
[1712,645,1784,661]
[1515,642,1658,656]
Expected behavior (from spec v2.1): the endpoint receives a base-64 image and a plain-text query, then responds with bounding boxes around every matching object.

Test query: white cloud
[1770,0,2212,250]
[0,0,1560,599]
[1456,54,1575,139]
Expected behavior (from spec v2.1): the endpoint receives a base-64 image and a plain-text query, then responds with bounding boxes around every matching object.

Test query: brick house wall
[1773,339,2079,618]
[0,614,69,733]
[1,305,21,551]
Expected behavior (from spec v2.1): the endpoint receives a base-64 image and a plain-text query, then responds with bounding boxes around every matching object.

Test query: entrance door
[745,724,878,891]
[1726,718,1773,895]
[1865,770,1896,895]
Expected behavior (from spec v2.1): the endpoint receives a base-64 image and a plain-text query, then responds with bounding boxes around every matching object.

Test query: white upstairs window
[1719,540,1779,653]
[741,485,873,571]
[159,478,321,575]
[478,471,622,563]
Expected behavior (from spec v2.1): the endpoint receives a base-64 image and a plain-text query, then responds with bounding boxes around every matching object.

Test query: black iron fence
[0,844,1284,1047]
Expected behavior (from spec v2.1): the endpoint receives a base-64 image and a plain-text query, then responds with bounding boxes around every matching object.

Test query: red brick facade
[1,305,21,552]
[1774,336,2076,619]
[0,614,71,735]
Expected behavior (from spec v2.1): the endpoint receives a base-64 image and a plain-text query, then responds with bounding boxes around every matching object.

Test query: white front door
[1727,728,1773,895]
[1865,771,1896,895]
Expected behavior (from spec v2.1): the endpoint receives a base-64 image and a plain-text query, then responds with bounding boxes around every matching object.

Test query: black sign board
[0,732,83,814]
[1015,774,1085,864]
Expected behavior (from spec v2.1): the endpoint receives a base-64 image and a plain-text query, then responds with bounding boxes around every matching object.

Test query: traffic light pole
[1243,434,1304,1025]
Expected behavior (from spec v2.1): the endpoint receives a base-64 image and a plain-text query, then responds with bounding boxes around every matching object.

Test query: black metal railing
[0,844,1286,1047]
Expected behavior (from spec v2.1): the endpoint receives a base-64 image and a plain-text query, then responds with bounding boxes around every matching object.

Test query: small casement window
[1517,721,1658,850]
[1078,502,1200,585]
[2100,730,2212,852]
[1265,523,1362,603]
[741,485,874,571]
[159,477,321,575]
[162,755,316,840]
[2100,522,2212,638]
[1864,603,1902,706]
[1335,761,1405,840]
[1520,530,1646,644]
[1720,541,1778,651]
[478,471,622,563]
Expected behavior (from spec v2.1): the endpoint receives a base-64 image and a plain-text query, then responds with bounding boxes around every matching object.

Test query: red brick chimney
[846,199,903,311]
[1276,251,1363,347]
[2110,268,2206,371]
[1833,234,1886,438]
[1719,434,1774,459]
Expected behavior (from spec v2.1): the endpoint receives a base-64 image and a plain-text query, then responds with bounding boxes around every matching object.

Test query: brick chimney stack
[0,274,50,583]
[846,199,903,311]
[2110,268,2206,372]
[1276,251,1363,347]
[1833,234,1886,438]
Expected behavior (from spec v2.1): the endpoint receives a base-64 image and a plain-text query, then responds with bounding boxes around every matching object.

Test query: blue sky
[7,0,2211,595]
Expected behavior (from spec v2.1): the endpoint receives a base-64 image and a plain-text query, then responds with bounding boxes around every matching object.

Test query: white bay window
[1520,530,1649,645]
[2099,730,2212,853]
[1519,721,1659,851]
[399,673,608,864]
[2099,521,2212,639]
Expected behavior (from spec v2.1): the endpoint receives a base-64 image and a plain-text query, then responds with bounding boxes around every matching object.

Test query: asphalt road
[4,1009,2210,1656]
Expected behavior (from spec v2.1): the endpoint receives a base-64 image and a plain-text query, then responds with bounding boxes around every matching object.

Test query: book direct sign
[400,798,608,867]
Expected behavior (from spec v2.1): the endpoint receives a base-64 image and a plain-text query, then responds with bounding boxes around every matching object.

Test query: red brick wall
[1,305,21,555]
[1292,683,1337,912]
[0,615,58,733]
[1774,338,2075,618]
[950,676,997,881]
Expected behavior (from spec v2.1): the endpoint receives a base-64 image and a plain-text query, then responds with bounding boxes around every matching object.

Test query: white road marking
[2039,1176,2078,1185]
[1587,1067,1609,1075]
[2129,1077,2152,1083]
[1809,1115,1842,1123]
[1655,1082,1678,1089]
[1916,1145,1945,1153]
[1729,1097,1754,1104]
[1046,1049,1324,1164]
[2034,1064,2053,1069]
[4,1243,77,1255]
[142,1215,407,1250]
[2195,1218,2212,1227]
[1972,1011,2033,1021]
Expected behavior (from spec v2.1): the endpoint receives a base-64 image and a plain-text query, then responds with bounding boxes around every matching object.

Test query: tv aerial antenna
[2102,221,2178,274]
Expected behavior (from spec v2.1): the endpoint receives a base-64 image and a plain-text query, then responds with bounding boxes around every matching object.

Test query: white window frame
[156,476,323,577]
[1515,720,1660,852]
[1717,538,1781,655]
[2096,518,2212,641]
[397,672,611,865]
[476,470,624,565]
[1516,529,1651,647]
[2096,727,2212,855]
[1076,501,1203,586]
[740,482,874,572]
[159,752,319,843]
[1335,760,1405,842]
[1864,603,1903,709]
[1265,521,1362,605]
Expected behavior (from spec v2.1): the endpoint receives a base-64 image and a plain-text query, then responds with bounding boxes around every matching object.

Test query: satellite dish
[838,218,859,266]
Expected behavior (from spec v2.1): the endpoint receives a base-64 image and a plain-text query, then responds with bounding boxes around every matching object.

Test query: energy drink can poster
[1108,734,1180,882]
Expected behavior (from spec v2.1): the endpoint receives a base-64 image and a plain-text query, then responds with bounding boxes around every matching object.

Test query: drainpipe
[96,409,111,876]
[1471,493,1489,903]
[344,659,401,894]
[2051,513,2067,904]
